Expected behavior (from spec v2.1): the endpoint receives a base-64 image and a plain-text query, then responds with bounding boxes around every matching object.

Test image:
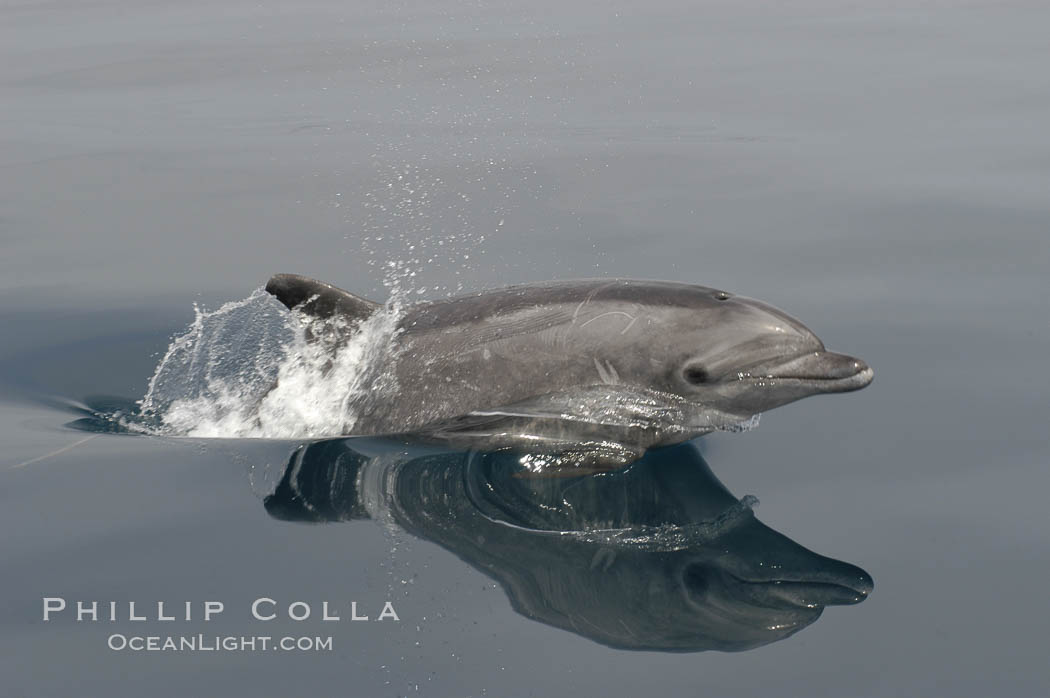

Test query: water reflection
[265,440,872,652]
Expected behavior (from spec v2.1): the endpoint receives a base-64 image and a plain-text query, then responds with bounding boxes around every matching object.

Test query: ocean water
[2,1,1049,696]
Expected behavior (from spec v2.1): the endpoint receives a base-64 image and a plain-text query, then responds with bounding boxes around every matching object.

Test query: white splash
[137,288,402,438]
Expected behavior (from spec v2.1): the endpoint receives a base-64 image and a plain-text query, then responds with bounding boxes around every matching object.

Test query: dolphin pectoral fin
[265,273,381,322]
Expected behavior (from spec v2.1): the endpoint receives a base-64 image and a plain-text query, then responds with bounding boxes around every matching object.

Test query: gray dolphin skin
[264,440,873,652]
[266,274,873,467]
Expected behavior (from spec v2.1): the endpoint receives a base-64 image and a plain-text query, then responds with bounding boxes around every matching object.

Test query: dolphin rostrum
[265,274,873,468]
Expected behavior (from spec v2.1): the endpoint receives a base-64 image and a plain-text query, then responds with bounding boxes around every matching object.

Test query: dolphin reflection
[264,440,871,652]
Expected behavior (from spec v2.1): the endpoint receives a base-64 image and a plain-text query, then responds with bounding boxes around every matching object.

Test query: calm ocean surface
[2,1,1048,695]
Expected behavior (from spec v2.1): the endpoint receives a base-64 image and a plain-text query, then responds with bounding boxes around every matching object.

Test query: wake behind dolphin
[132,274,872,468]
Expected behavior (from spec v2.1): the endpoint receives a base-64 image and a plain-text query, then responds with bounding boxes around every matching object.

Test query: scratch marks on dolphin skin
[593,358,620,385]
[572,281,619,326]
[617,619,639,643]
[590,547,617,571]
[579,310,639,336]
[450,310,571,353]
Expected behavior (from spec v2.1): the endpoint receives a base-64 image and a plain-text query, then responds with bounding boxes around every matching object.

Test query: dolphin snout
[760,351,873,392]
[682,559,873,612]
[769,351,868,380]
[687,521,875,611]
[761,564,873,608]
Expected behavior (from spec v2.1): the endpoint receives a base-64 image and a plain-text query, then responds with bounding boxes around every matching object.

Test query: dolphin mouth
[683,563,874,611]
[738,351,873,393]
[737,579,872,609]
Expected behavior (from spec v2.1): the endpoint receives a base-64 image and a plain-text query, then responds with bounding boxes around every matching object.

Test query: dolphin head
[455,442,875,651]
[632,286,873,426]
[673,520,874,648]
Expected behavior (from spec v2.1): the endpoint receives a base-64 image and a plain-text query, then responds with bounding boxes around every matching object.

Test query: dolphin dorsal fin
[265,273,381,321]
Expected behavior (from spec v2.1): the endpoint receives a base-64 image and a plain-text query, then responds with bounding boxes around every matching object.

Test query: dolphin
[265,274,873,468]
[264,439,873,652]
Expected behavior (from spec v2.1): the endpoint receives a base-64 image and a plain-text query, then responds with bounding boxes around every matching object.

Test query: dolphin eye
[714,291,731,301]
[683,365,710,385]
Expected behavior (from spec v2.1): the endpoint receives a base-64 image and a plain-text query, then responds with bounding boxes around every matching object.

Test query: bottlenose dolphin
[264,439,873,652]
[265,274,872,467]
